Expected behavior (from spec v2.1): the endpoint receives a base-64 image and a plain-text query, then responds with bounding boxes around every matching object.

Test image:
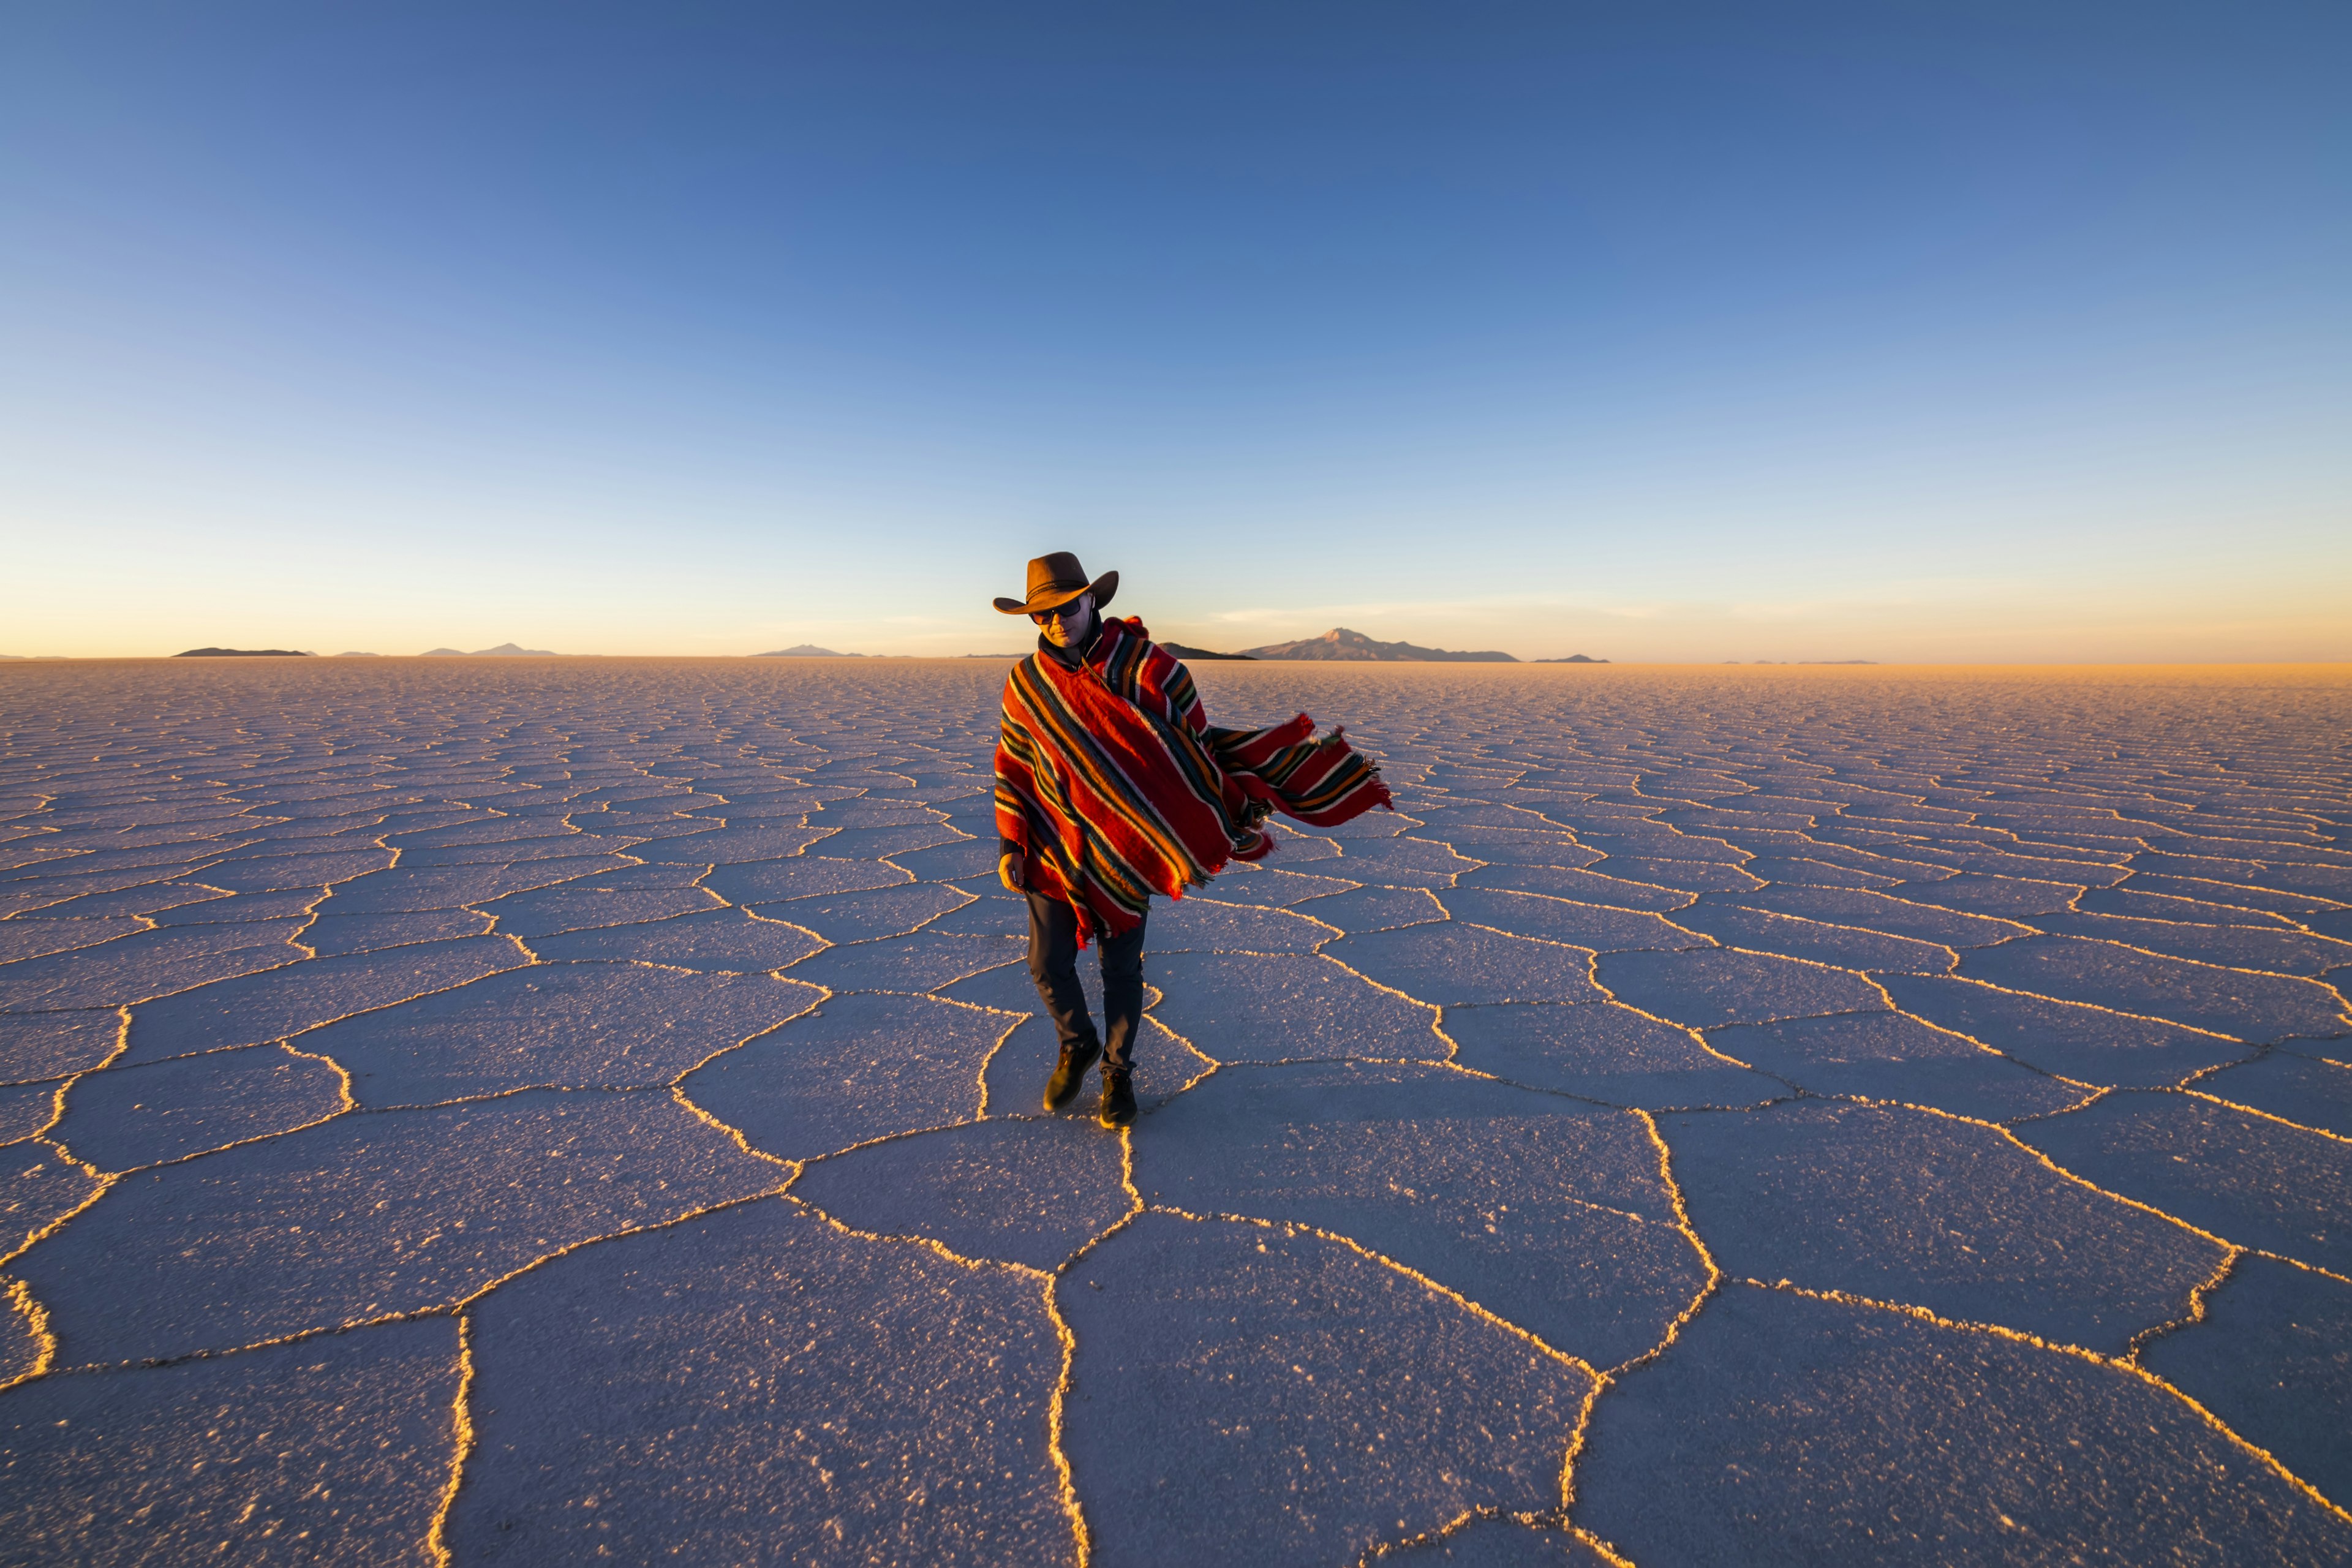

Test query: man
[992,552,1393,1127]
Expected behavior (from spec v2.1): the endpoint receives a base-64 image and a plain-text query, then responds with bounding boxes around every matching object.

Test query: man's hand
[998,852,1027,893]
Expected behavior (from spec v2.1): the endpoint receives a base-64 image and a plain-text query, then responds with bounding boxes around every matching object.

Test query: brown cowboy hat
[993,551,1120,616]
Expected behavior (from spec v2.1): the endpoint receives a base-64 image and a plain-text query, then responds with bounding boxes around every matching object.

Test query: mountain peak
[173,647,313,657]
[1238,627,1517,663]
[421,643,557,656]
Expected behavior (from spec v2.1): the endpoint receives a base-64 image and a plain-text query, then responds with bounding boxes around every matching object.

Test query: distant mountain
[1163,643,1256,661]
[1238,628,1516,663]
[1534,654,1608,663]
[422,643,556,656]
[175,648,314,657]
[753,644,861,657]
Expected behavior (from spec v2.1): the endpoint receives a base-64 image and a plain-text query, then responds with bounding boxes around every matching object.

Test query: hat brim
[993,570,1118,616]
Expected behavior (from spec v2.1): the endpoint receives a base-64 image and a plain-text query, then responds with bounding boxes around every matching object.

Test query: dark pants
[1026,891,1147,1072]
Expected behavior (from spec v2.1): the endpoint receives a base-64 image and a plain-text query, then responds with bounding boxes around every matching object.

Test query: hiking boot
[1098,1066,1136,1127]
[1044,1038,1103,1111]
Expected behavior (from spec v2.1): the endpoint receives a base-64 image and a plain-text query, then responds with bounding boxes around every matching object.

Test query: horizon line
[7,654,2350,669]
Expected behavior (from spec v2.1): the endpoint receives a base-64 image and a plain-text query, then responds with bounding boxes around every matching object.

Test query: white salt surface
[0,657,2348,1564]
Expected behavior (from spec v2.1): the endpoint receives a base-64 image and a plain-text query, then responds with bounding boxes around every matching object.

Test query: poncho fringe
[995,616,1392,943]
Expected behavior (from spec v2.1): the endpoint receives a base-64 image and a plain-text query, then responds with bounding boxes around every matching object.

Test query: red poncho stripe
[994,617,1392,941]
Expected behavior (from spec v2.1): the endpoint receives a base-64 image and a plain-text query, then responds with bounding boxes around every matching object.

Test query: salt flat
[1,657,2348,1565]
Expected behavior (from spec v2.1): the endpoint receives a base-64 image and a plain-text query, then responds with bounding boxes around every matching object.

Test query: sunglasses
[1029,598,1091,625]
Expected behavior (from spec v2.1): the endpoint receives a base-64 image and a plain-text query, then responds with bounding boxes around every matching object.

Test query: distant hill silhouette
[421,643,556,656]
[175,648,313,657]
[1239,628,1515,663]
[1534,654,1608,663]
[1163,642,1256,661]
[752,644,861,657]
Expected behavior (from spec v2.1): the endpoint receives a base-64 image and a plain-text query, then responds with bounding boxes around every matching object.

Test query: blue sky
[4,2,2346,660]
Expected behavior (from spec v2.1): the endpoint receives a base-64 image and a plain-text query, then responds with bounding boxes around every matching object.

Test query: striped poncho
[995,616,1393,943]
